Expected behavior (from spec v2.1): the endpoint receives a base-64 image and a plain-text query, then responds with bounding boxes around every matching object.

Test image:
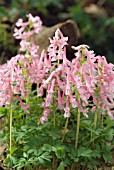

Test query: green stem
[92,109,98,147]
[101,114,104,128]
[26,77,31,104]
[75,109,80,150]
[36,82,39,100]
[26,81,29,104]
[10,106,13,155]
[94,110,98,129]
[62,117,69,143]
[71,163,76,170]
[53,109,56,126]
[52,105,56,126]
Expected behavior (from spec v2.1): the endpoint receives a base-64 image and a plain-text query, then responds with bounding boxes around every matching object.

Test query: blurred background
[0,0,114,63]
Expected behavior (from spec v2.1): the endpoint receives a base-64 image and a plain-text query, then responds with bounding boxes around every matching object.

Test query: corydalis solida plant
[0,14,114,122]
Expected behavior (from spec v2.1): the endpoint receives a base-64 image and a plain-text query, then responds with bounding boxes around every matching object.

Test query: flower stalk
[94,109,98,129]
[75,108,80,150]
[62,117,69,143]
[9,106,13,156]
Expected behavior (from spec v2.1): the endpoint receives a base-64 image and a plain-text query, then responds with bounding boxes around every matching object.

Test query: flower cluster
[13,14,42,40]
[0,14,114,123]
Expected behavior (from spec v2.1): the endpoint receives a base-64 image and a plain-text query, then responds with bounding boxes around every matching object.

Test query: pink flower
[56,76,65,89]
[37,86,44,97]
[64,97,70,118]
[1,14,114,122]
[64,107,70,118]
[13,27,25,39]
[27,14,42,34]
[72,44,89,51]
[20,39,39,57]
[16,96,30,113]
[69,94,78,108]
[40,108,51,124]
[16,18,24,27]
[48,29,68,61]
[58,89,65,110]
[65,69,71,95]
[45,80,55,107]
[14,14,42,40]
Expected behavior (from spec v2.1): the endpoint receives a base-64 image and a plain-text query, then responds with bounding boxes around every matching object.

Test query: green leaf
[57,162,64,170]
[106,145,112,152]
[78,147,85,157]
[74,71,81,75]
[41,144,52,152]
[38,157,45,165]
[49,129,60,139]
[27,149,35,154]
[103,154,112,163]
[80,119,92,126]
[105,129,114,141]
[14,132,25,142]
[81,149,92,157]
[50,67,56,73]
[5,156,16,168]
[22,70,27,75]
[74,158,79,162]
[23,152,28,158]
[85,127,101,135]
[87,164,94,170]
[40,152,52,161]
[10,147,17,155]
[53,147,66,159]
[91,150,101,158]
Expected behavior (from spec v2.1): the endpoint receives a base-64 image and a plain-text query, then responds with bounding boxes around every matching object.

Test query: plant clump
[0,14,114,170]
